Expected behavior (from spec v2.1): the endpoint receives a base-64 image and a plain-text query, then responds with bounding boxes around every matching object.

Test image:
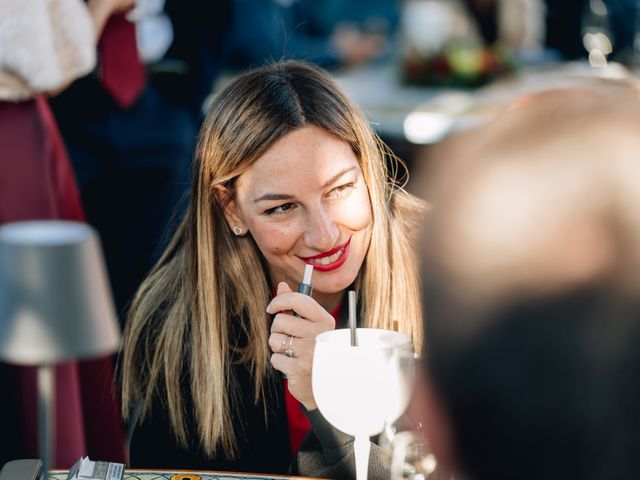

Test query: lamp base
[38,364,55,474]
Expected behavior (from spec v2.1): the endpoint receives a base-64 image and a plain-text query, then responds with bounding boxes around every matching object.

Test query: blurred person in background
[299,0,400,38]
[224,0,396,71]
[0,0,134,467]
[460,0,548,60]
[50,0,232,327]
[413,83,640,479]
[462,0,639,63]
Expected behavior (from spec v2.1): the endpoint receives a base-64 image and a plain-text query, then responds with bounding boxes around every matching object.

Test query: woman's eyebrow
[253,166,357,204]
[253,193,294,204]
[322,166,357,188]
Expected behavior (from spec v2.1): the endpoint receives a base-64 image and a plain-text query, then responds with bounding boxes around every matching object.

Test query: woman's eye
[264,203,296,216]
[329,182,355,197]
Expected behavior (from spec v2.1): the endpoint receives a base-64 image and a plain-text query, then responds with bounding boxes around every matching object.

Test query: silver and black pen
[294,264,314,316]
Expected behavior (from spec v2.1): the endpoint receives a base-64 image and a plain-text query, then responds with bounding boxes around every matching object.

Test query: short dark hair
[419,83,640,480]
[422,280,640,479]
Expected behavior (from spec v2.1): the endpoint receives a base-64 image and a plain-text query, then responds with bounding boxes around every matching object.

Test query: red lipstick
[298,239,350,272]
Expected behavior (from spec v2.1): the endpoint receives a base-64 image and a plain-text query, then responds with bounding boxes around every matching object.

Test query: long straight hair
[121,60,425,458]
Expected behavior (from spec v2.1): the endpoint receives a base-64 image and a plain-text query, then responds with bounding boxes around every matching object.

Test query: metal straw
[348,290,358,346]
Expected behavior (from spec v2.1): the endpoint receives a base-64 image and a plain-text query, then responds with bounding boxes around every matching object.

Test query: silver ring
[280,334,289,354]
[283,335,295,358]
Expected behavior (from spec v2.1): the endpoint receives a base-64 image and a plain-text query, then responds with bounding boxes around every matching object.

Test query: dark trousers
[51,79,196,325]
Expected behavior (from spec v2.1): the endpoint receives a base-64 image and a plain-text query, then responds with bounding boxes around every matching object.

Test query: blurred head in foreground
[417,82,640,480]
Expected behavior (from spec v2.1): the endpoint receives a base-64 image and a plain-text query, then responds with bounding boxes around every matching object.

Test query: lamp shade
[0,221,120,365]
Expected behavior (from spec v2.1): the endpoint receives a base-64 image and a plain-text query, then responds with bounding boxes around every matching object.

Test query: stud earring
[232,225,244,236]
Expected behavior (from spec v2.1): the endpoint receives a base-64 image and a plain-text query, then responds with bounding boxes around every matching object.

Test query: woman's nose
[303,207,339,251]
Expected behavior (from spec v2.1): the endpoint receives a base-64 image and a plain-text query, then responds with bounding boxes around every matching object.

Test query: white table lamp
[0,221,120,474]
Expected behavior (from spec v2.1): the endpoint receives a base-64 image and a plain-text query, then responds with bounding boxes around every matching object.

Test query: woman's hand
[268,282,335,410]
[87,0,137,39]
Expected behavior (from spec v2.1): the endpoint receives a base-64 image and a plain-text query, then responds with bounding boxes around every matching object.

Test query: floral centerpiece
[402,40,517,88]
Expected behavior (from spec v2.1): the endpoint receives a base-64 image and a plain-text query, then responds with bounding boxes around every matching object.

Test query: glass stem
[354,435,370,480]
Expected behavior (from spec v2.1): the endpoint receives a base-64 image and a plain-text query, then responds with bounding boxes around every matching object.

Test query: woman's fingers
[275,281,293,296]
[270,312,330,338]
[271,352,305,375]
[268,332,290,354]
[266,281,333,410]
[268,333,314,361]
[267,291,334,326]
[270,352,316,409]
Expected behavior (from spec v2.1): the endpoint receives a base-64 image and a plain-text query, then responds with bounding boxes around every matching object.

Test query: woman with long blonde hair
[121,60,424,477]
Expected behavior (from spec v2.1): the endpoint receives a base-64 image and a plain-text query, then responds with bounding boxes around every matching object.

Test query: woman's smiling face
[221,125,373,310]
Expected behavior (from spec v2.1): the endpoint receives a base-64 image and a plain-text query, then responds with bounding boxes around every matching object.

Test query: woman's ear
[214,185,246,234]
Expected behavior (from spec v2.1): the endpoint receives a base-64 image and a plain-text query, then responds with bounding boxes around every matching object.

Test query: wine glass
[390,430,444,480]
[380,348,421,469]
[312,328,412,480]
[381,350,454,479]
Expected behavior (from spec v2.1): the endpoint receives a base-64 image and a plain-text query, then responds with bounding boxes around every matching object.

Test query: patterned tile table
[49,471,309,480]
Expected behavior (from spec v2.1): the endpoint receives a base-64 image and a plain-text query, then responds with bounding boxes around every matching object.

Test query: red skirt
[0,96,125,468]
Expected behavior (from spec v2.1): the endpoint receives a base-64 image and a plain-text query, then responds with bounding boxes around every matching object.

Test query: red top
[284,301,342,454]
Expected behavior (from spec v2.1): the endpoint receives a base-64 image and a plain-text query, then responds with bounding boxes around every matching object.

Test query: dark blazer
[129,362,292,473]
[128,307,388,479]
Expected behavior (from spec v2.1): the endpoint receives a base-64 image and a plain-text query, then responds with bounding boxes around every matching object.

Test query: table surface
[49,470,315,480]
[332,59,635,143]
[332,61,445,140]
